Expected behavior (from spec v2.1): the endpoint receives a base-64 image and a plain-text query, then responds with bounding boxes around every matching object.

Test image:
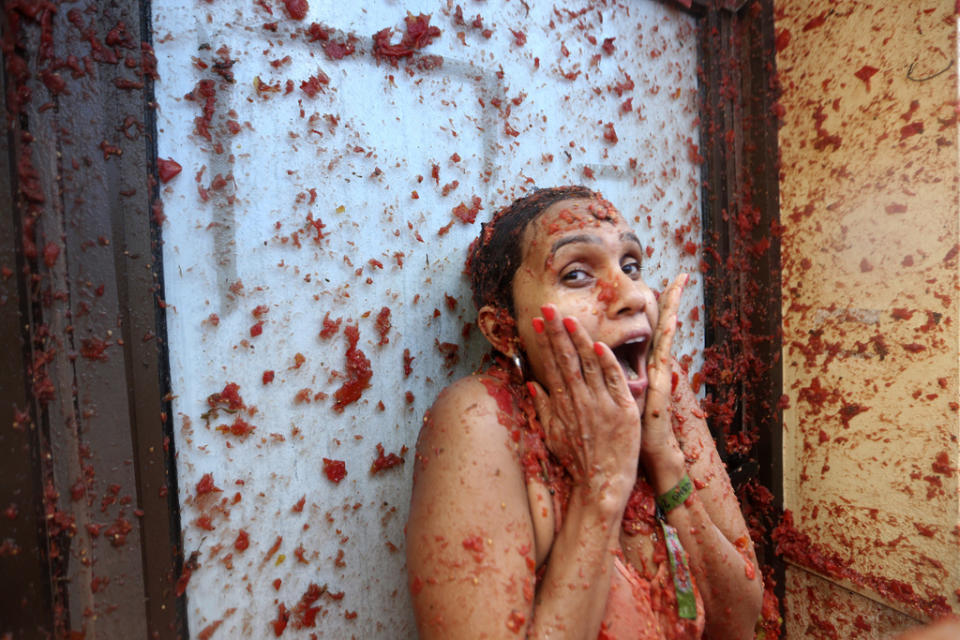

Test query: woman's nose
[606,269,648,316]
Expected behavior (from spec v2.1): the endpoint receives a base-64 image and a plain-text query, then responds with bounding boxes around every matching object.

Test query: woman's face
[511,198,659,400]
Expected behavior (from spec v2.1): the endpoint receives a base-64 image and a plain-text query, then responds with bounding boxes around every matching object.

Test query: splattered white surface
[153,1,703,636]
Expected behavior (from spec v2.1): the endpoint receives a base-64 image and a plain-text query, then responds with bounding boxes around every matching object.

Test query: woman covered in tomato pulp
[406,186,763,639]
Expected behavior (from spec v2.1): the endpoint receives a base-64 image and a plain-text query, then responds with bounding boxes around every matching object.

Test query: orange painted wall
[774,0,958,636]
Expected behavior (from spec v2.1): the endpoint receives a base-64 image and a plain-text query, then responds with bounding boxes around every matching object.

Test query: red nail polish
[532,317,544,334]
[562,317,576,333]
[593,342,604,356]
[526,382,537,398]
[541,306,555,322]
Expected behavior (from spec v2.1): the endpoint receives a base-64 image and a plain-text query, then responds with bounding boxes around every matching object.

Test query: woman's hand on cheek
[640,274,688,474]
[525,304,641,500]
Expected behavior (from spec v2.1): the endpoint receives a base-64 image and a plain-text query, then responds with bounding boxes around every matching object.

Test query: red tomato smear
[403,348,414,377]
[305,212,326,242]
[283,0,308,20]
[510,29,526,46]
[196,473,221,495]
[885,202,908,214]
[319,312,342,339]
[272,603,289,637]
[291,582,325,628]
[932,451,953,475]
[375,306,391,345]
[234,529,250,551]
[307,24,359,60]
[773,510,952,619]
[300,71,330,98]
[80,337,110,361]
[435,341,460,369]
[208,382,245,411]
[264,535,283,563]
[197,619,224,640]
[104,516,132,547]
[812,105,842,151]
[900,122,924,140]
[184,79,217,141]
[854,65,878,89]
[602,122,618,144]
[291,495,306,513]
[801,11,828,31]
[291,352,305,369]
[506,609,526,633]
[332,325,372,412]
[371,443,407,474]
[195,515,215,531]
[838,402,868,428]
[174,552,199,597]
[774,28,791,52]
[157,157,182,183]
[217,416,256,437]
[596,279,616,305]
[462,534,483,552]
[263,370,275,384]
[323,458,347,483]
[453,195,483,223]
[372,14,441,66]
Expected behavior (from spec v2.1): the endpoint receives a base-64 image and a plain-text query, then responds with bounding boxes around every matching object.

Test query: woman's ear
[477,305,518,357]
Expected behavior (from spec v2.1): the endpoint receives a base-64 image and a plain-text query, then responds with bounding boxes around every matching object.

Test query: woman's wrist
[642,449,687,495]
[576,473,634,519]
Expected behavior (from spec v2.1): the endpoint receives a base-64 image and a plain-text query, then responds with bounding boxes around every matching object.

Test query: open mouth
[610,335,649,388]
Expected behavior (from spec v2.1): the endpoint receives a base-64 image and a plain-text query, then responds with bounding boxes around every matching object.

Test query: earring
[511,354,523,379]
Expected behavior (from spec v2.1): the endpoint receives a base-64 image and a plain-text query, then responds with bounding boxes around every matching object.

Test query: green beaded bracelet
[656,473,694,513]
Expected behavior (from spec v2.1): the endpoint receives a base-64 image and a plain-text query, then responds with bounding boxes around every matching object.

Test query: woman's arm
[406,375,630,639]
[639,291,763,638]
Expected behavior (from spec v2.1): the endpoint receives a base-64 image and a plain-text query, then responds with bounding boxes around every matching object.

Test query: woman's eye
[622,260,642,277]
[561,268,590,284]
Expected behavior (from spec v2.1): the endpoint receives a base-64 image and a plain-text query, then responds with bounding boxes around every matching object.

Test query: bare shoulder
[406,373,536,637]
[414,373,520,466]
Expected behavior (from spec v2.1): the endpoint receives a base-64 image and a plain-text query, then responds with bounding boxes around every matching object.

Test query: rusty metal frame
[691,0,786,618]
[0,0,184,637]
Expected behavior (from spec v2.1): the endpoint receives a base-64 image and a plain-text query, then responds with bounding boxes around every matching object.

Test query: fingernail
[532,317,545,334]
[593,342,604,356]
[541,305,555,322]
[526,382,537,397]
[562,317,576,333]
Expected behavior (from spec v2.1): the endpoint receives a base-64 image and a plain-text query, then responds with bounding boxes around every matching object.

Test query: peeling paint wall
[775,0,959,634]
[152,1,705,637]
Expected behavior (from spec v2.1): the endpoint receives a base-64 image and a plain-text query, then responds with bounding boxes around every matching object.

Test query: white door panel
[154,1,702,636]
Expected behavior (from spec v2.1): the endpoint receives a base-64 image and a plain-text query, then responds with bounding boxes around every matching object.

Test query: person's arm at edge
[644,364,764,639]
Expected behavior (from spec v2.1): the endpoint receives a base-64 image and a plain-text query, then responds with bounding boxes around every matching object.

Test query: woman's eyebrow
[546,232,642,265]
[548,234,602,258]
[621,232,642,248]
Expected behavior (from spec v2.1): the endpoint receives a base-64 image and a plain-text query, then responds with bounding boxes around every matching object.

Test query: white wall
[153,1,703,636]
